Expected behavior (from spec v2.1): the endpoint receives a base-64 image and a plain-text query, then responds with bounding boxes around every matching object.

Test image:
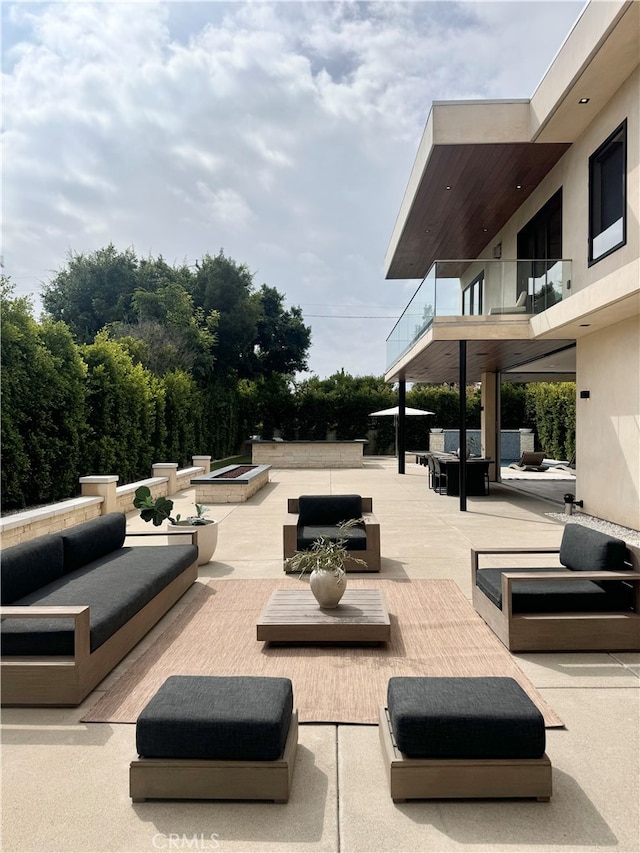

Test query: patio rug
[82,578,563,727]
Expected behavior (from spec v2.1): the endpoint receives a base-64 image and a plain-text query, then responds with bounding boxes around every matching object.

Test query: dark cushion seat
[475,567,634,613]
[297,524,367,550]
[1,545,197,655]
[387,676,545,760]
[296,494,365,551]
[136,675,293,761]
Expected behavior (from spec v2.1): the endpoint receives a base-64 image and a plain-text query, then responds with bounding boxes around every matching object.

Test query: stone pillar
[79,475,119,515]
[152,463,178,496]
[193,455,211,474]
[481,372,499,481]
[429,431,445,452]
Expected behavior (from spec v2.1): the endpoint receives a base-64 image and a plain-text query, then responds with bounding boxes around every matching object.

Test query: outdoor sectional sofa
[471,524,640,651]
[0,512,198,706]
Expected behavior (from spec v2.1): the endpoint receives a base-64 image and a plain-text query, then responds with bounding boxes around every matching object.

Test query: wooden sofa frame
[283,497,381,572]
[0,532,198,706]
[471,544,640,652]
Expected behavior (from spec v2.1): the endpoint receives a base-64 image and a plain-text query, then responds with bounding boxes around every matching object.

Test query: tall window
[589,121,627,265]
[462,273,483,315]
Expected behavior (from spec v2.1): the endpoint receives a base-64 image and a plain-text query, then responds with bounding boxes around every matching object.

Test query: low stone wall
[0,457,211,548]
[250,440,366,468]
[192,465,271,504]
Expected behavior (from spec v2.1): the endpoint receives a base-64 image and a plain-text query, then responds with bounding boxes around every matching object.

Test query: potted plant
[283,518,365,608]
[133,486,218,566]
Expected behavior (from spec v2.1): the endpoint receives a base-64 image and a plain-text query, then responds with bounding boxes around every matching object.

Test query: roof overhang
[385,1,639,280]
[384,315,575,384]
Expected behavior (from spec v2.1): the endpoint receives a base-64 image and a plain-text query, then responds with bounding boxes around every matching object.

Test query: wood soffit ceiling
[386,142,571,280]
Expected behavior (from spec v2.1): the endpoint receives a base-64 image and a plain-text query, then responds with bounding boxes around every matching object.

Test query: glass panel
[386,259,571,371]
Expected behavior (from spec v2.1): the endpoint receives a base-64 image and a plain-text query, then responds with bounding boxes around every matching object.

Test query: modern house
[384,0,639,530]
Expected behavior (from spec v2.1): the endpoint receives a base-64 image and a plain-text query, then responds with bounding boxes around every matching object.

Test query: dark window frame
[588,120,627,266]
[462,272,484,316]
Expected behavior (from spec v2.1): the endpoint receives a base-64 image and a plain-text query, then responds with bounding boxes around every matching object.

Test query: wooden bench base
[378,708,552,802]
[130,712,298,803]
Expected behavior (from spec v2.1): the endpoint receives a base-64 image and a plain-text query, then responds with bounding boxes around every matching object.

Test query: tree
[41,245,139,343]
[111,282,218,379]
[189,251,260,379]
[252,285,311,376]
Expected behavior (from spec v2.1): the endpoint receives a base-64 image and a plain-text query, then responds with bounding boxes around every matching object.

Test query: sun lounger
[508,452,548,472]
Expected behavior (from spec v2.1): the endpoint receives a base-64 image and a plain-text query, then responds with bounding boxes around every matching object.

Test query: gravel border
[546,511,640,547]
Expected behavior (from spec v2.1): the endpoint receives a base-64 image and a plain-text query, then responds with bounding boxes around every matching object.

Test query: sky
[2,0,587,379]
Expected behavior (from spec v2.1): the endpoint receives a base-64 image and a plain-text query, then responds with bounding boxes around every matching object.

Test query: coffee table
[257,588,391,643]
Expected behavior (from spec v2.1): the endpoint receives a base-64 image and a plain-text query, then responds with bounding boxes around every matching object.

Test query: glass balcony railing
[386,258,571,371]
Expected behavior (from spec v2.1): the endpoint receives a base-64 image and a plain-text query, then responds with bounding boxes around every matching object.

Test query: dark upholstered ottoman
[130,675,297,802]
[379,677,552,801]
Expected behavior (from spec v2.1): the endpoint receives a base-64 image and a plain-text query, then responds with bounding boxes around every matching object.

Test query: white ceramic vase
[309,568,346,608]
[169,520,218,566]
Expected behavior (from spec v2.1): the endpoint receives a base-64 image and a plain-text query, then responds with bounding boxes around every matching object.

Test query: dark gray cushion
[560,523,626,572]
[0,534,65,604]
[61,513,126,573]
[136,676,293,761]
[1,544,197,655]
[297,495,362,526]
[297,524,367,551]
[387,676,545,759]
[475,567,633,613]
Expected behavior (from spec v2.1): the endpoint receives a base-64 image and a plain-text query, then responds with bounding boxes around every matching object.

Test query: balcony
[386,259,571,371]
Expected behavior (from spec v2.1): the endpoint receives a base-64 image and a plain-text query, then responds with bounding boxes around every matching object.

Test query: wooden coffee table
[257,588,390,643]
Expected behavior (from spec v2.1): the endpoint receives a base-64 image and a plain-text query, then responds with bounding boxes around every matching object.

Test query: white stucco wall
[576,316,640,530]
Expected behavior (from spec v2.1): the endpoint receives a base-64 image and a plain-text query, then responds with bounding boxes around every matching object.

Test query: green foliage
[1,280,87,508]
[283,518,366,579]
[80,333,157,482]
[525,382,576,460]
[133,485,177,526]
[500,383,528,429]
[162,370,202,465]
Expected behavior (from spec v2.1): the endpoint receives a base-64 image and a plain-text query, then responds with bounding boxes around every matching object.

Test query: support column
[481,371,499,482]
[398,380,406,474]
[459,341,467,512]
[79,475,119,515]
[193,455,212,474]
[152,463,178,496]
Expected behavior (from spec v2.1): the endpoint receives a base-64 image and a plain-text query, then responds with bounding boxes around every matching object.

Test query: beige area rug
[83,578,562,727]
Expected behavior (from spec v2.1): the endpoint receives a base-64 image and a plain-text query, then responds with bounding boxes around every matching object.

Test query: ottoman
[130,675,297,802]
[379,676,552,801]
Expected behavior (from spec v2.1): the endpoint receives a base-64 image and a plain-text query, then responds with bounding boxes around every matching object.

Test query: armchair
[283,494,381,572]
[471,524,640,651]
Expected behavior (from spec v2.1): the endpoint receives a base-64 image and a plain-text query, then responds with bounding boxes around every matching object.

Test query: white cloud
[2,0,585,377]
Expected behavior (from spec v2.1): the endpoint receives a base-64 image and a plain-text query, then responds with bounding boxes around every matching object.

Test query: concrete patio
[2,457,638,853]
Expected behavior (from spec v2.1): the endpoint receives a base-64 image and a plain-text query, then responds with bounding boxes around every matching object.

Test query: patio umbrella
[369,406,435,456]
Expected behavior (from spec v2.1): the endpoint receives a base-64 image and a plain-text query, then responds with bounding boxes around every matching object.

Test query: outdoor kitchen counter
[248,440,367,469]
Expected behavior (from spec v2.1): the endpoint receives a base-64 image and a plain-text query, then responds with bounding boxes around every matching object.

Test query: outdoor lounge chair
[550,454,576,473]
[508,452,548,472]
[471,524,640,651]
[283,494,381,572]
[488,291,528,315]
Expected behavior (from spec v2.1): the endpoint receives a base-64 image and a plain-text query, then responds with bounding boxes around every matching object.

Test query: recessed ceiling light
[516,184,522,190]
[445,186,452,190]
[578,97,590,104]
[482,228,488,232]
[579,323,591,327]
